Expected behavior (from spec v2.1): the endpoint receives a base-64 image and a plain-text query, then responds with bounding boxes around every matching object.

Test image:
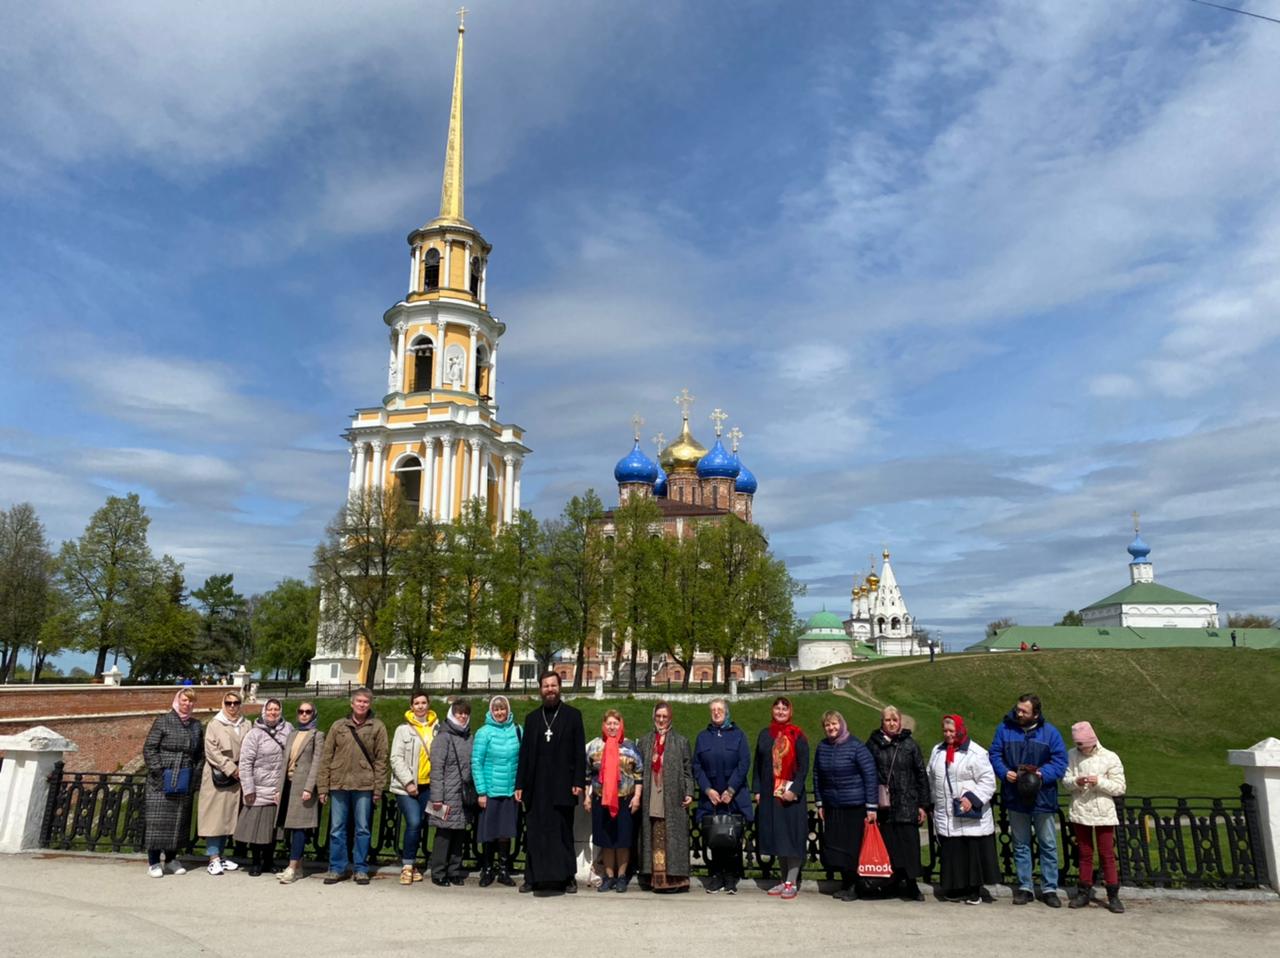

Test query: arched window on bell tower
[475,344,490,397]
[409,336,434,392]
[393,454,423,513]
[470,256,481,297]
[424,248,441,291]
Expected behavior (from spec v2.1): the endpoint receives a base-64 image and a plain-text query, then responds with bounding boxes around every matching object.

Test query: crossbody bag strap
[349,724,376,769]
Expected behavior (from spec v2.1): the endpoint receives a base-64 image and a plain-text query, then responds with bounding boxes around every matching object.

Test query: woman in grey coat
[233,699,293,876]
[142,689,204,877]
[637,701,696,892]
[428,699,475,886]
[277,701,324,883]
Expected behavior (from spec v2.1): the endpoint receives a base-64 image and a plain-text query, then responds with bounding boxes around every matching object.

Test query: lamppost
[30,640,42,684]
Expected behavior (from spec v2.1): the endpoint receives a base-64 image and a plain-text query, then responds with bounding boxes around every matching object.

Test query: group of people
[141,678,1126,912]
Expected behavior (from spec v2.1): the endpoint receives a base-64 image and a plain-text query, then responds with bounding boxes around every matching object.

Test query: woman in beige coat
[198,690,248,875]
[1063,721,1126,913]
[278,702,324,884]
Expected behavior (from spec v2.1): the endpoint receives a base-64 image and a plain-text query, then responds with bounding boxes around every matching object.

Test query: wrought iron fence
[38,761,1265,890]
[257,675,829,701]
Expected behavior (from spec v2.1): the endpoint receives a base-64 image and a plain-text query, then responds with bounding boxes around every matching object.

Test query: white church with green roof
[1078,529,1218,629]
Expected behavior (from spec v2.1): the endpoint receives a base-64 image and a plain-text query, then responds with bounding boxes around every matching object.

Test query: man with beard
[990,693,1068,907]
[515,671,586,893]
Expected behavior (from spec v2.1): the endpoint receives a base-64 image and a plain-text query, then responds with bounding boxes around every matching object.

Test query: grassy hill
[279,648,1276,798]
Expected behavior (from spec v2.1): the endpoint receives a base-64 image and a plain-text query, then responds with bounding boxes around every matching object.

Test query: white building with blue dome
[1079,525,1219,629]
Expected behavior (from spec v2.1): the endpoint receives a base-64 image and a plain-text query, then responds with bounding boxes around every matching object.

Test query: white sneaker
[220,858,240,872]
[148,864,163,878]
[207,859,224,876]
[167,862,187,876]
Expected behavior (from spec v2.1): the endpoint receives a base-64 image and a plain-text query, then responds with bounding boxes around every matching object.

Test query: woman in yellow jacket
[389,690,438,885]
[1063,721,1126,913]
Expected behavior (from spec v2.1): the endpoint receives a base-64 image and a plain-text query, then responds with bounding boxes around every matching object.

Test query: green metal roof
[969,625,1280,652]
[804,610,845,631]
[1082,581,1214,611]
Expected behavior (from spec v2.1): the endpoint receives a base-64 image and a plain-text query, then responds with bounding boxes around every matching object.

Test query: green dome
[805,610,845,631]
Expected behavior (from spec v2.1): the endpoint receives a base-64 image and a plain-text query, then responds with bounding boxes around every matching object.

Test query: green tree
[607,495,664,692]
[191,573,250,671]
[57,493,155,677]
[0,503,53,683]
[252,578,320,680]
[540,491,606,688]
[491,510,543,689]
[658,525,713,689]
[444,499,496,691]
[379,516,450,690]
[125,557,200,681]
[699,518,801,691]
[1055,610,1084,626]
[313,488,416,687]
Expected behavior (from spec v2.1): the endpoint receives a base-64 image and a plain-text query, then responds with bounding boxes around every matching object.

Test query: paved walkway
[1,853,1277,958]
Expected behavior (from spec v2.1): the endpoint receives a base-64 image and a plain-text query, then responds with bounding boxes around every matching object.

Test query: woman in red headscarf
[584,709,644,891]
[926,714,999,904]
[752,697,810,900]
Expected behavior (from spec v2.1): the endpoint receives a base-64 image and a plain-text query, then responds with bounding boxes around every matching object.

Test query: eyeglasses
[224,700,241,706]
[297,708,314,715]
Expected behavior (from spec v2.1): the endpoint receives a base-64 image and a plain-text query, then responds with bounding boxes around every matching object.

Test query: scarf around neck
[769,714,802,789]
[406,709,438,784]
[601,718,626,819]
[944,714,969,765]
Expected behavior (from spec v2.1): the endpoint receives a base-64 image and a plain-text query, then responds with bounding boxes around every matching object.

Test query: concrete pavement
[1,853,1277,958]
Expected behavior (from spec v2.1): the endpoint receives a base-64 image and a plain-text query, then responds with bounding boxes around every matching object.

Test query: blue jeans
[1009,810,1059,893]
[287,828,308,861]
[205,835,229,858]
[327,790,373,875]
[396,790,431,866]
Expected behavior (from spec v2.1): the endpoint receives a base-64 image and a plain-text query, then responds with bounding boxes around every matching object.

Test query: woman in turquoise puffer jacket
[471,695,522,886]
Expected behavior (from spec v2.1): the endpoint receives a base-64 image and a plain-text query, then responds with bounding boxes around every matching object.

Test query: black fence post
[1240,782,1270,887]
[38,760,65,847]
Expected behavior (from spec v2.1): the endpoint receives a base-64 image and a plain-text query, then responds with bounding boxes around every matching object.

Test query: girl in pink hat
[1063,721,1127,913]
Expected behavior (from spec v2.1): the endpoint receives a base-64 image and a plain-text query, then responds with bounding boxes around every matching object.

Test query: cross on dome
[632,413,644,442]
[1132,510,1141,534]
[674,388,696,421]
[652,431,666,453]
[728,426,743,452]
[457,6,467,31]
[710,407,728,437]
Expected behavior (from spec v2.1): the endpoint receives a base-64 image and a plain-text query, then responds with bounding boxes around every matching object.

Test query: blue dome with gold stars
[697,438,740,479]
[614,440,659,484]
[734,455,758,495]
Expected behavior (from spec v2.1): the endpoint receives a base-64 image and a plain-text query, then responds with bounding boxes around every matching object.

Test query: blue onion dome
[614,440,658,484]
[1127,533,1151,563]
[696,438,740,479]
[653,463,668,498]
[734,456,758,494]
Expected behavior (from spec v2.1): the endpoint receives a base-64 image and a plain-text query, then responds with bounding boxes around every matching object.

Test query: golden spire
[437,8,467,226]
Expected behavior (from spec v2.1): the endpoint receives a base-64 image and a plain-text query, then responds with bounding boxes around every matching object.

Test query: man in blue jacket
[989,693,1068,907]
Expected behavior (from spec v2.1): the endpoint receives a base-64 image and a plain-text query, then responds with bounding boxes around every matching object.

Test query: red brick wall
[0,686,260,771]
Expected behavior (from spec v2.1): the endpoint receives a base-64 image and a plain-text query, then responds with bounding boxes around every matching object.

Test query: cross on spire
[1132,510,1141,534]
[674,388,695,420]
[652,431,666,454]
[728,426,743,452]
[710,407,728,437]
[457,6,467,31]
[631,413,644,442]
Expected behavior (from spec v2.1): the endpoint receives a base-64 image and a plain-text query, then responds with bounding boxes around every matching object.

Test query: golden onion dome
[659,418,708,474]
[866,573,880,591]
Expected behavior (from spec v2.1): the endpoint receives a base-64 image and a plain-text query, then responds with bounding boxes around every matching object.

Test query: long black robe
[515,700,586,885]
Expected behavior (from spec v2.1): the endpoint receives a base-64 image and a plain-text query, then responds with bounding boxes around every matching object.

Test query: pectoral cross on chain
[544,727,554,742]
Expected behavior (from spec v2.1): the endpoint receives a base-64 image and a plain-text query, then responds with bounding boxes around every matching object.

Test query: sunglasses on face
[224,700,241,706]
[298,709,314,715]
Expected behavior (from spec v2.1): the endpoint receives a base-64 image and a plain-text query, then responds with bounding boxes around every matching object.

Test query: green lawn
[277,648,1276,798]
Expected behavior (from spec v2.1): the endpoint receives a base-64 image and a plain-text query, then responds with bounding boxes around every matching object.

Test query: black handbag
[210,764,236,788]
[704,812,744,851]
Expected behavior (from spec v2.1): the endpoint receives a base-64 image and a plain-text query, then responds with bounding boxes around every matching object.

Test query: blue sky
[3,0,1280,657]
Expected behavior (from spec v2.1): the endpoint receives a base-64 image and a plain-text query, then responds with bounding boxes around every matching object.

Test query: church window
[599,627,614,655]
[410,337,434,392]
[475,344,489,396]
[393,455,423,512]
[891,617,901,631]
[470,256,481,296]
[424,249,441,290]
[876,617,886,634]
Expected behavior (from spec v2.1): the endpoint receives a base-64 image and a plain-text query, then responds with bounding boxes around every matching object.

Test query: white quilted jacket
[1061,743,1126,826]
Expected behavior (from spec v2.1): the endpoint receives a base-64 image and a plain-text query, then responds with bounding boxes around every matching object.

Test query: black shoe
[1043,892,1062,909]
[1069,885,1093,909]
[496,869,516,887]
[564,879,578,894]
[597,877,614,893]
[431,877,450,887]
[705,875,723,894]
[979,887,995,903]
[965,890,982,905]
[725,877,739,895]
[836,886,858,902]
[518,881,533,893]
[247,865,262,877]
[614,876,629,893]
[902,881,925,902]
[1012,888,1034,905]
[1106,885,1125,914]
[479,868,495,888]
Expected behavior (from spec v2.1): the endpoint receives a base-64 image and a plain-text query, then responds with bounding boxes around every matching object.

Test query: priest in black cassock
[515,671,586,892]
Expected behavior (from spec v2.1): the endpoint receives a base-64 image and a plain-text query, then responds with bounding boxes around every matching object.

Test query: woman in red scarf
[752,697,810,900]
[638,701,695,892]
[926,714,998,904]
[584,710,644,891]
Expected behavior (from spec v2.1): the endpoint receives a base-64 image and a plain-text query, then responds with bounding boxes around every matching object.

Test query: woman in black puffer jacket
[866,706,930,901]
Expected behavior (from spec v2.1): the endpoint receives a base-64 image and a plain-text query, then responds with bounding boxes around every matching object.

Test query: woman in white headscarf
[198,688,248,875]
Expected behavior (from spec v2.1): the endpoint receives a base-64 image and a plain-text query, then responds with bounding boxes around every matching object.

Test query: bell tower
[343,10,529,527]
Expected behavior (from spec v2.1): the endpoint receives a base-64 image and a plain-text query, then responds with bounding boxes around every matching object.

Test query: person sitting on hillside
[989,693,1069,907]
[1062,721,1127,914]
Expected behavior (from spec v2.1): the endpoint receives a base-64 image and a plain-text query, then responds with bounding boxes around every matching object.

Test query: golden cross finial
[674,388,695,421]
[710,407,728,437]
[728,426,743,452]
[457,6,467,31]
[652,431,666,454]
[631,413,644,442]
[1131,510,1140,534]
